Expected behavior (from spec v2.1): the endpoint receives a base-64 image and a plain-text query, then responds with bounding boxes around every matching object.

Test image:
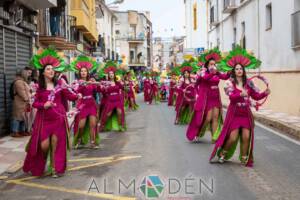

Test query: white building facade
[184,0,208,51]
[207,0,300,116]
[95,0,117,61]
[152,37,164,71]
[114,10,153,72]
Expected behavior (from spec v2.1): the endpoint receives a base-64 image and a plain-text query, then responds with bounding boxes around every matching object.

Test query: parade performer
[23,48,80,177]
[210,46,270,167]
[174,62,197,125]
[186,48,230,143]
[99,61,126,132]
[70,55,101,149]
[149,72,160,104]
[168,70,178,106]
[97,72,108,126]
[124,70,139,111]
[143,72,151,104]
[160,80,168,102]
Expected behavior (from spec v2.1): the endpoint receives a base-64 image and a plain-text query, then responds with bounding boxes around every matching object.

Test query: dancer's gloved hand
[77,93,82,99]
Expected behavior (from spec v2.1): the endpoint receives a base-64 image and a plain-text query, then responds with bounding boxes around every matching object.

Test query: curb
[254,112,300,140]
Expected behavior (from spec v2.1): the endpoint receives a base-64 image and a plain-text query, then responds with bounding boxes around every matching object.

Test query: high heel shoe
[241,156,248,165]
[218,150,227,164]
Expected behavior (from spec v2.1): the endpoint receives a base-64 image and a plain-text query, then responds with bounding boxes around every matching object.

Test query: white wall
[184,0,208,49]
[114,11,151,66]
[259,0,300,71]
[207,0,300,71]
[115,12,130,63]
[96,4,116,59]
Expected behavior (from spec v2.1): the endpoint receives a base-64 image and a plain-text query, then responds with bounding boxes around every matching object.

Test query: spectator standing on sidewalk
[24,66,33,84]
[11,69,31,137]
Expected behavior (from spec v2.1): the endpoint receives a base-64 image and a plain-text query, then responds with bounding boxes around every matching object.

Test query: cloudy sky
[108,0,185,38]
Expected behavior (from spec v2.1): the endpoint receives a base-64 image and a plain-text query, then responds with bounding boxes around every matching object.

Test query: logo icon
[140,176,164,198]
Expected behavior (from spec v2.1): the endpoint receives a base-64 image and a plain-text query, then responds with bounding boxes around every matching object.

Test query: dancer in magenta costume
[143,72,151,104]
[70,55,101,149]
[98,77,108,126]
[99,61,126,132]
[174,61,197,125]
[23,48,80,177]
[168,72,178,106]
[159,81,168,102]
[186,48,230,143]
[149,72,160,104]
[210,46,270,167]
[124,71,139,111]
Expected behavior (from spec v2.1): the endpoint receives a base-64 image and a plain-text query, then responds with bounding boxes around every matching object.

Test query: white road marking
[255,122,300,146]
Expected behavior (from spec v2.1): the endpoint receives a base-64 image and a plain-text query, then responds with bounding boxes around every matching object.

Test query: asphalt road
[0,95,300,200]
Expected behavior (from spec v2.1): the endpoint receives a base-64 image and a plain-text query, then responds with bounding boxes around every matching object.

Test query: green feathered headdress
[177,61,200,74]
[70,55,99,73]
[97,60,120,79]
[30,47,66,72]
[218,45,261,72]
[116,68,127,77]
[142,71,150,77]
[103,60,118,74]
[167,67,180,76]
[199,47,222,64]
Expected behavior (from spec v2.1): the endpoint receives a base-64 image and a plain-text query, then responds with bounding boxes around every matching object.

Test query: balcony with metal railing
[292,10,300,49]
[223,0,237,14]
[128,36,145,44]
[39,10,78,50]
[0,7,10,20]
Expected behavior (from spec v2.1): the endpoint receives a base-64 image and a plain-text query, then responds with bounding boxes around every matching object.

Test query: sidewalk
[0,109,76,179]
[0,136,29,179]
[254,109,300,140]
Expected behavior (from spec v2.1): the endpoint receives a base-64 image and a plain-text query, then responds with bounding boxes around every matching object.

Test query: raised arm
[247,81,269,101]
[62,87,79,101]
[200,70,214,81]
[217,71,231,80]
